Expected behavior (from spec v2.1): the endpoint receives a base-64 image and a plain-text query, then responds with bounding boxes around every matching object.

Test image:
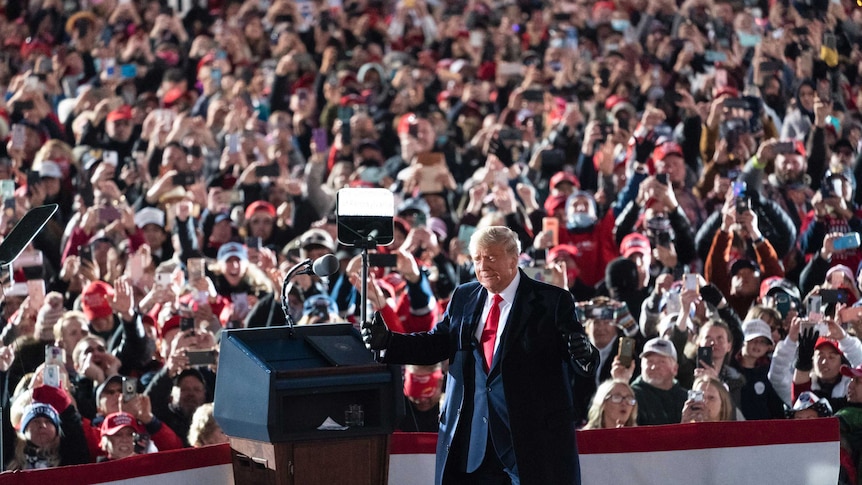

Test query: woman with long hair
[583,379,639,429]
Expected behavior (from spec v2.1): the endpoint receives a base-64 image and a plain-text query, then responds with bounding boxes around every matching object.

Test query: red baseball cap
[244,200,276,220]
[550,171,580,190]
[549,244,579,260]
[81,281,115,321]
[621,233,651,258]
[652,141,683,161]
[543,194,569,216]
[162,87,186,107]
[100,411,142,437]
[403,368,443,400]
[815,337,842,356]
[106,106,133,123]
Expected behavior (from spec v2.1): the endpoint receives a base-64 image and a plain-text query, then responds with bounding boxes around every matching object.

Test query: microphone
[281,254,340,337]
[312,254,339,277]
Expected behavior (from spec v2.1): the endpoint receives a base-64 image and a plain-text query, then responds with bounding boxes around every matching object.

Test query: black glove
[794,326,819,372]
[699,283,726,308]
[488,136,513,168]
[567,332,597,370]
[361,311,392,351]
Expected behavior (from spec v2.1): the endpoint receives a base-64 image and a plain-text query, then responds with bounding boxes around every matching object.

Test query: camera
[720,118,748,152]
[311,299,330,320]
[688,389,704,402]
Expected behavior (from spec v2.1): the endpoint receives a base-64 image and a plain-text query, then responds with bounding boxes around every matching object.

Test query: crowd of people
[0,0,861,480]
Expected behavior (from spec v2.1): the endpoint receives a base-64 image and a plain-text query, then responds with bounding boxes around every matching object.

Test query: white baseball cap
[642,337,677,361]
[742,319,774,345]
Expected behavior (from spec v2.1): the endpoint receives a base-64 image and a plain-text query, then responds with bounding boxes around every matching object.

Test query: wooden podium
[213,324,403,485]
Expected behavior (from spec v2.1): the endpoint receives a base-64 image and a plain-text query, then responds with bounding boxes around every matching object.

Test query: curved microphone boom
[281,254,341,337]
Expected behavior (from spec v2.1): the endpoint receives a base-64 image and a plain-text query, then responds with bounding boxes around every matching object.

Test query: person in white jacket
[769,317,862,409]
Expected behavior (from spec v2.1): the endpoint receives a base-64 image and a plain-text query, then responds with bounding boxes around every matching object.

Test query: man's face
[472,244,518,294]
[102,427,136,459]
[586,319,617,349]
[173,375,206,416]
[98,381,122,415]
[655,154,685,184]
[107,118,133,143]
[775,154,805,183]
[814,346,842,382]
[641,353,678,388]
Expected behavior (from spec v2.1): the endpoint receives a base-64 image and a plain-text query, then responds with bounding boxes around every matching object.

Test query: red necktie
[481,294,504,371]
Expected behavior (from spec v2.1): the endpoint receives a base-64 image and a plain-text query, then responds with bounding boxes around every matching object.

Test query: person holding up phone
[536,188,618,301]
[780,80,816,142]
[86,375,183,459]
[674,319,746,411]
[680,376,736,423]
[242,200,291,250]
[800,172,862,286]
[753,138,813,250]
[144,317,217,447]
[704,193,785,317]
[578,298,640,373]
[8,385,91,470]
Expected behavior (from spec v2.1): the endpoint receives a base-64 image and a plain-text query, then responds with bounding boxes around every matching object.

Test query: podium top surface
[223,323,381,372]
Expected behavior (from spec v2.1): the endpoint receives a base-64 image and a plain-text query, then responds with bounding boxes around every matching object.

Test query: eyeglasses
[605,394,637,406]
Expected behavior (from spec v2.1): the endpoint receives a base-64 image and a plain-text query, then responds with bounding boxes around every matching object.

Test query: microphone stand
[357,235,379,360]
[281,258,311,338]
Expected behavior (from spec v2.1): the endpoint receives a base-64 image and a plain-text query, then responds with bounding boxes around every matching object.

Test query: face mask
[568,213,597,230]
[737,32,761,48]
[611,19,631,32]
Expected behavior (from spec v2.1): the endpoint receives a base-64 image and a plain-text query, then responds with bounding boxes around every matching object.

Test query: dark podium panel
[213,324,403,485]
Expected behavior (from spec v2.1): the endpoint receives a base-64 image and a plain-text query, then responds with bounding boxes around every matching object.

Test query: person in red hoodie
[536,190,617,300]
